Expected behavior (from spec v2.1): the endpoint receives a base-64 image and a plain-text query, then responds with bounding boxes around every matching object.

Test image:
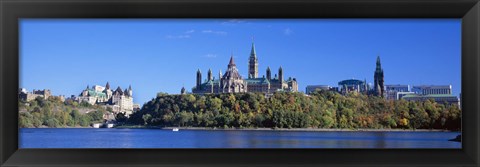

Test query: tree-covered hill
[19,96,107,128]
[125,91,461,130]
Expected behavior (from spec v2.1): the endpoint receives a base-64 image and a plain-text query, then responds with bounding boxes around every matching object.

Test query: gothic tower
[248,42,258,78]
[373,56,385,97]
[196,69,202,88]
[266,66,271,81]
[278,66,284,82]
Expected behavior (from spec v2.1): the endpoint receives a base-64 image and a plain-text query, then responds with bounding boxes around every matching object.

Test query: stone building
[77,82,135,115]
[19,88,52,102]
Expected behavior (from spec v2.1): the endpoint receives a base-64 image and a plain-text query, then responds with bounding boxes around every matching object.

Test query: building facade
[338,79,368,94]
[411,85,452,95]
[385,84,410,100]
[192,41,298,94]
[402,94,460,106]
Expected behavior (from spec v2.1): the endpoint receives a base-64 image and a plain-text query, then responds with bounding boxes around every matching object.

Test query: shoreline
[114,126,459,132]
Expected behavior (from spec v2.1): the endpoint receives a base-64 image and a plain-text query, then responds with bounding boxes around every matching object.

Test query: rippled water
[19,128,461,148]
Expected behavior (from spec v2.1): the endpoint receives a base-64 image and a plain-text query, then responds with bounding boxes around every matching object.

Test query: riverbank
[114,125,458,132]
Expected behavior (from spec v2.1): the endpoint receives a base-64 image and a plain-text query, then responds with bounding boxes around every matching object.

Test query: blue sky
[20,19,461,104]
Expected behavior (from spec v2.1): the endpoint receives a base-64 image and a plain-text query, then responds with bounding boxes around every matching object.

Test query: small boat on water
[172,128,179,132]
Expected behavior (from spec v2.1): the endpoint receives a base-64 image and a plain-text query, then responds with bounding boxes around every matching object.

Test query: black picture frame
[1,0,479,166]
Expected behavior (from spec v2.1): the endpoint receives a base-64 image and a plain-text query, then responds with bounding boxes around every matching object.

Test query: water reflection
[20,128,462,149]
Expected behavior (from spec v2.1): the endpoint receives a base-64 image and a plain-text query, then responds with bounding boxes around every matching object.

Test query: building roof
[114,86,123,95]
[223,56,243,80]
[229,55,235,66]
[85,89,107,98]
[245,78,270,85]
[338,79,365,86]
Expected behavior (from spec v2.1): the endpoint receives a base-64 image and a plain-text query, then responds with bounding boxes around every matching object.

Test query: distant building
[19,88,52,102]
[402,94,460,106]
[77,82,134,115]
[305,85,331,94]
[19,88,66,102]
[180,87,186,95]
[192,41,298,94]
[397,92,415,100]
[412,85,452,95]
[385,84,410,100]
[338,79,368,94]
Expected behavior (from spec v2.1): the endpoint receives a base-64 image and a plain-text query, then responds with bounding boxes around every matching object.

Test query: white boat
[172,128,179,132]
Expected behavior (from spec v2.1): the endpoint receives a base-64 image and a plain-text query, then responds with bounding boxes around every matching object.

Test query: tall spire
[250,40,256,58]
[374,55,385,98]
[229,55,235,65]
[105,82,110,90]
[228,55,236,69]
[248,39,259,79]
[128,85,132,90]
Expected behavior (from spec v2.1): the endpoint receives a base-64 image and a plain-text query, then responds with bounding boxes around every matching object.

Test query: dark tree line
[124,91,461,130]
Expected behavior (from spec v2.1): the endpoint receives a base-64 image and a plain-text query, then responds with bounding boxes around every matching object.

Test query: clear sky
[20,19,461,104]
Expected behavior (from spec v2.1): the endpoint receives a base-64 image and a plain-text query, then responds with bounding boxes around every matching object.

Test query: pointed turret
[208,68,213,81]
[229,55,235,66]
[114,86,123,95]
[128,85,132,96]
[250,42,256,58]
[105,82,110,90]
[196,69,202,88]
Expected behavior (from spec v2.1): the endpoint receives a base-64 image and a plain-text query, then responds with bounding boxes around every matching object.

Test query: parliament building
[191,42,298,94]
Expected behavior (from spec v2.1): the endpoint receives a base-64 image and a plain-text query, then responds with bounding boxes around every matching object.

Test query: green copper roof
[245,78,270,85]
[250,42,256,58]
[87,89,107,98]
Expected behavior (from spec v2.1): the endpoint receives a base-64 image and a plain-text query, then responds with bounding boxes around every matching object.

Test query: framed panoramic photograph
[1,0,479,167]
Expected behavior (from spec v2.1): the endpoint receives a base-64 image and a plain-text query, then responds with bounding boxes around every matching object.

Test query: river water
[19,128,461,148]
